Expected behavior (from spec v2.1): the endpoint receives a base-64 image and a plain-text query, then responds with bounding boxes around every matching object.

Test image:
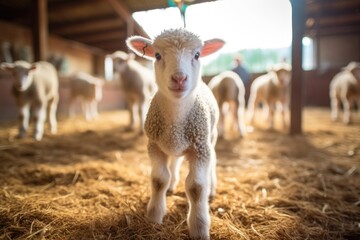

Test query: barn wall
[318,34,360,70]
[0,20,106,75]
[0,21,125,122]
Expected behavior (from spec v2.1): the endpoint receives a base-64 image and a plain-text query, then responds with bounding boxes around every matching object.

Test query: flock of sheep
[1,28,359,239]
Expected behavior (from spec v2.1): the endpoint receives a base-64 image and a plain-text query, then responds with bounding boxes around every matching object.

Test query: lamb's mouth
[168,86,187,93]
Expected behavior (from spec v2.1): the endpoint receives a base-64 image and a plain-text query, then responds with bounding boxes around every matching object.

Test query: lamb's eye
[155,53,161,61]
[194,52,200,60]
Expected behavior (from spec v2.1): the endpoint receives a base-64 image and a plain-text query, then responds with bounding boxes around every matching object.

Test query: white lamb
[1,60,59,140]
[247,63,292,129]
[126,29,225,239]
[68,72,104,121]
[208,70,246,138]
[330,61,360,124]
[109,51,156,132]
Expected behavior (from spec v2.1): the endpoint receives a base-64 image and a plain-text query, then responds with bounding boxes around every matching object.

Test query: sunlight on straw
[251,224,264,238]
[322,204,329,213]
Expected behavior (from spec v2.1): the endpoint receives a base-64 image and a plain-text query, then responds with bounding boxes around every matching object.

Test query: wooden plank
[32,0,48,62]
[290,0,305,135]
[104,0,149,38]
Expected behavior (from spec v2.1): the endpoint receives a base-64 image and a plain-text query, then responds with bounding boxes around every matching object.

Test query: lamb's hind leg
[147,142,170,224]
[33,103,47,141]
[48,96,58,134]
[342,97,351,124]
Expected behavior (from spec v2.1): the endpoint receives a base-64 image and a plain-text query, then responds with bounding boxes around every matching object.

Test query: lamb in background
[68,72,104,121]
[1,60,59,140]
[109,51,156,132]
[127,29,225,239]
[247,63,292,129]
[208,70,246,138]
[330,61,360,124]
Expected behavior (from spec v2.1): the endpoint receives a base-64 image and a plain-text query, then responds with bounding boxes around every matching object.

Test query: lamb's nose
[171,72,187,84]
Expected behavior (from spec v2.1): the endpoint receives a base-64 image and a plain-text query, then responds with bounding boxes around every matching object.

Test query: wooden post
[32,0,48,62]
[290,0,305,135]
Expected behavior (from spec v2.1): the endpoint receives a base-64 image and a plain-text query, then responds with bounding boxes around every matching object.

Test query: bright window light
[133,0,292,52]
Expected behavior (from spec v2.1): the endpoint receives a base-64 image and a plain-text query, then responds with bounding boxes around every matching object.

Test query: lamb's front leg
[18,103,30,138]
[186,149,211,239]
[147,142,170,224]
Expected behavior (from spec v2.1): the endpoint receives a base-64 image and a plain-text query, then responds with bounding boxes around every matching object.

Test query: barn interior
[0,0,359,239]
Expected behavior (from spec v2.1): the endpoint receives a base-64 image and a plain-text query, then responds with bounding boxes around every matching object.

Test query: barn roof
[0,0,215,53]
[0,0,359,54]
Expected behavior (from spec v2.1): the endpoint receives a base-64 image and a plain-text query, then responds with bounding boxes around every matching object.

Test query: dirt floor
[0,107,359,240]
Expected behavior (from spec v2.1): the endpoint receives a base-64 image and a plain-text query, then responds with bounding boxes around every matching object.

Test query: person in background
[232,54,250,87]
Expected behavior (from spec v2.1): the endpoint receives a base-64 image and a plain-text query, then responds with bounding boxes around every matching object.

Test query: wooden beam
[103,0,149,38]
[64,26,126,39]
[51,15,125,35]
[76,31,126,44]
[307,0,360,15]
[48,0,98,12]
[307,25,360,36]
[32,0,48,61]
[94,41,128,52]
[290,0,305,135]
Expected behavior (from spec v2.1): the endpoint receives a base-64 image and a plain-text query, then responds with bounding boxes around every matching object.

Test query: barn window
[302,36,316,71]
[104,55,113,81]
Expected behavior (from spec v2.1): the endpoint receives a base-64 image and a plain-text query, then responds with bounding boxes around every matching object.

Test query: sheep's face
[152,45,202,100]
[111,51,133,73]
[275,69,291,87]
[1,63,36,91]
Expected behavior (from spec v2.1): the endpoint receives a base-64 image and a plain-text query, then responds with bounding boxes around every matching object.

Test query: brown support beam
[104,0,149,38]
[290,0,305,135]
[32,0,48,61]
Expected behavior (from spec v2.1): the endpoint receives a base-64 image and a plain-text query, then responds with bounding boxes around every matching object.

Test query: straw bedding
[0,107,359,239]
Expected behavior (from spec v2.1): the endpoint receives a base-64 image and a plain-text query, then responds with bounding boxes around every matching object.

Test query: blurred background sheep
[109,51,156,133]
[247,62,292,129]
[208,70,246,138]
[68,72,104,121]
[1,60,59,141]
[329,61,360,124]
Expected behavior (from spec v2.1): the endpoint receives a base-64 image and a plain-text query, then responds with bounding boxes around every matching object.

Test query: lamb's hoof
[34,134,43,141]
[146,209,164,224]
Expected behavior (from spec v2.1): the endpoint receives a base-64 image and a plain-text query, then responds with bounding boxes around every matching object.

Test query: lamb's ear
[0,63,15,71]
[126,36,155,60]
[201,39,225,58]
[127,52,136,61]
[30,64,37,71]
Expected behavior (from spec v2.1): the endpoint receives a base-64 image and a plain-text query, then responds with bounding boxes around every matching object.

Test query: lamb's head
[126,28,224,100]
[110,51,135,73]
[1,61,36,91]
[270,63,292,87]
